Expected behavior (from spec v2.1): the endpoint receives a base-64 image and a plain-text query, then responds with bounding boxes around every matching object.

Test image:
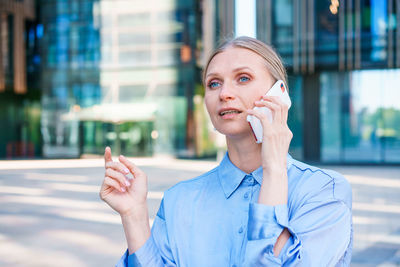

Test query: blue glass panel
[370,0,388,62]
[36,24,44,38]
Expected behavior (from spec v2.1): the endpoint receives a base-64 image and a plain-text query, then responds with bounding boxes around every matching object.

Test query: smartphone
[246,80,292,143]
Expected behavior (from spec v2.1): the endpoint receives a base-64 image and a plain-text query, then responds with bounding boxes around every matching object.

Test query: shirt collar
[217,152,293,199]
[217,152,247,199]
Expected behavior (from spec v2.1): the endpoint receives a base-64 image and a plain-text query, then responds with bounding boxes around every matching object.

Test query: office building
[39,0,201,158]
[2,0,399,164]
[206,0,400,163]
[0,0,40,158]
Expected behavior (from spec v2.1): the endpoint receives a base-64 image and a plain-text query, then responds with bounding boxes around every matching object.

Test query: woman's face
[204,47,275,138]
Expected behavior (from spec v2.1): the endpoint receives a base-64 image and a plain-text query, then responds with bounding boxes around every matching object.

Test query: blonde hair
[203,36,288,91]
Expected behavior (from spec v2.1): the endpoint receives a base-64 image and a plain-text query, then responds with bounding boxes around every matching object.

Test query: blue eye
[209,81,221,88]
[239,76,250,82]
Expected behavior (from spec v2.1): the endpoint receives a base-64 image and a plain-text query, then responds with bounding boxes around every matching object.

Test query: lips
[218,108,242,116]
[220,110,241,116]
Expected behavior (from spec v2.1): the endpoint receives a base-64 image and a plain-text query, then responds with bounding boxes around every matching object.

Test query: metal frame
[255,0,272,44]
[339,0,345,70]
[265,0,272,44]
[396,0,400,67]
[202,0,216,66]
[0,14,4,92]
[388,0,394,68]
[346,0,353,70]
[293,0,300,73]
[308,0,315,73]
[0,0,35,94]
[355,0,361,69]
[300,0,307,72]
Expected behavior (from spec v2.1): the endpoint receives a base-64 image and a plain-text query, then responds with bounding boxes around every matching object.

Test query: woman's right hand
[100,147,148,217]
[100,147,151,253]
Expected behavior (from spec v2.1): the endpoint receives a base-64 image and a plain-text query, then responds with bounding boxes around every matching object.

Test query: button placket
[248,177,255,185]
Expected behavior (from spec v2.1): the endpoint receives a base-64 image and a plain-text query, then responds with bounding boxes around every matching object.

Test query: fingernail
[124,168,129,174]
[121,187,126,192]
[125,180,130,187]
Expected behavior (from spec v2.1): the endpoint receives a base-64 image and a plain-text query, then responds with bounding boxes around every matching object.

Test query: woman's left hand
[246,95,293,205]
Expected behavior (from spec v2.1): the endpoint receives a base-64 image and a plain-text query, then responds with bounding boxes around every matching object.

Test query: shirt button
[244,192,249,199]
[238,227,243,233]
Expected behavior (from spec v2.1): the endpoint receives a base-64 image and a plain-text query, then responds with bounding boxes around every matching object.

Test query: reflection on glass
[370,0,388,62]
[40,0,197,158]
[320,72,343,162]
[351,69,400,162]
[315,0,339,66]
[320,69,400,163]
[272,0,293,60]
[287,76,303,160]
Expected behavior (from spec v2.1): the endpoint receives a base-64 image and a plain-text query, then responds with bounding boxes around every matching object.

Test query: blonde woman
[100,36,352,266]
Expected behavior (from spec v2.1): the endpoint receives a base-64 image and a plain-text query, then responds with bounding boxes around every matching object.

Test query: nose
[219,84,235,101]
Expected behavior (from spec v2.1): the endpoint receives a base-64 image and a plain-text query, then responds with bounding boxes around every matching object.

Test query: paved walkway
[0,157,399,266]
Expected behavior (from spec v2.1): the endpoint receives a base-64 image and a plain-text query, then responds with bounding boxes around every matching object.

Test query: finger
[104,147,113,166]
[254,100,282,124]
[105,161,131,176]
[262,95,285,103]
[247,108,272,130]
[104,176,126,193]
[281,103,289,124]
[262,96,288,124]
[105,168,130,188]
[119,155,144,177]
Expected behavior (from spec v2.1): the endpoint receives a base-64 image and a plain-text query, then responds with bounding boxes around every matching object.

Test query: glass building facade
[211,0,400,163]
[39,0,201,158]
[2,0,399,164]
[0,0,41,159]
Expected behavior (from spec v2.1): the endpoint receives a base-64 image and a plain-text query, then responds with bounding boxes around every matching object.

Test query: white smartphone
[246,80,291,143]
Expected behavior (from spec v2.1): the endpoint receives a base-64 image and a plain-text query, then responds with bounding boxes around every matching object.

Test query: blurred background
[0,0,399,266]
[0,0,399,163]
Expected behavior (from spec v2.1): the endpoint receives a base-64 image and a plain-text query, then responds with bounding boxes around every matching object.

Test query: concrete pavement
[0,157,399,266]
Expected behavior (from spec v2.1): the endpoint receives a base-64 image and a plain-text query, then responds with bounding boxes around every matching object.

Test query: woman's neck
[226,134,262,174]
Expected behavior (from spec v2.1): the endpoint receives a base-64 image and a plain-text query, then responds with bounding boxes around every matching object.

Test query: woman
[100,36,352,266]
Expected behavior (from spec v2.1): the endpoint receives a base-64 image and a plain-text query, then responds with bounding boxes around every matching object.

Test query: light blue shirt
[116,154,352,266]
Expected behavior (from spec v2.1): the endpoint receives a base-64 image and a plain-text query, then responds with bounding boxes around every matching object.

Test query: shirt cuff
[247,203,301,261]
[248,203,288,241]
[125,235,158,266]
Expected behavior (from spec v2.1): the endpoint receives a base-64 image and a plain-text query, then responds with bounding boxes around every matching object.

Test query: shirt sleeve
[115,199,176,267]
[244,181,352,266]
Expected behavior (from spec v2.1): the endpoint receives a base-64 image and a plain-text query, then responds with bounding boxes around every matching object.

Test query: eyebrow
[205,66,254,79]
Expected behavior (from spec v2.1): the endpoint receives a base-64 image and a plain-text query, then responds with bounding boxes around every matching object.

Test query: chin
[215,125,251,139]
